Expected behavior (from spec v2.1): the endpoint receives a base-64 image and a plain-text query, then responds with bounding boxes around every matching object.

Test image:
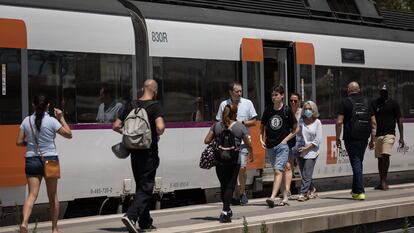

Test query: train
[1,0,414,225]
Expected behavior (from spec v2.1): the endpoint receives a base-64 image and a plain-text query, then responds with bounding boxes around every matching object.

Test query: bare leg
[45,178,60,233]
[379,156,390,189]
[238,167,247,195]
[270,171,284,200]
[21,176,42,233]
[284,158,294,195]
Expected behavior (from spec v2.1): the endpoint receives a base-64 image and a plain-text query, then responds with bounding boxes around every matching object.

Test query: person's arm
[335,114,344,148]
[397,117,404,147]
[16,128,27,147]
[243,117,257,127]
[204,130,214,144]
[281,111,298,144]
[55,108,72,139]
[396,103,404,147]
[259,123,266,149]
[242,134,254,162]
[281,123,297,144]
[112,118,123,134]
[369,115,377,150]
[155,117,165,136]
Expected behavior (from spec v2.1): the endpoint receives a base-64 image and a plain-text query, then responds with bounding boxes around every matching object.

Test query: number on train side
[152,32,168,43]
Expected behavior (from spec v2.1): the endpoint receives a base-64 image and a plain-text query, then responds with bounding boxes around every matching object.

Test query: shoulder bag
[29,116,61,179]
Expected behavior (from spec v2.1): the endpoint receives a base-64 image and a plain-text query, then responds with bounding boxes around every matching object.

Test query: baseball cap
[379,83,388,91]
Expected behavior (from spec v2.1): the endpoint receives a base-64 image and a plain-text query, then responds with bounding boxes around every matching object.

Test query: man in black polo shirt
[371,83,405,191]
[336,81,377,200]
[113,79,165,233]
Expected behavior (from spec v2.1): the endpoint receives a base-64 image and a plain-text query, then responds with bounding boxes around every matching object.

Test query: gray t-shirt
[20,113,62,158]
[211,122,248,148]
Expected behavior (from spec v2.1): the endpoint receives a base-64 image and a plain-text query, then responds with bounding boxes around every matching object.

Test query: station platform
[1,183,414,233]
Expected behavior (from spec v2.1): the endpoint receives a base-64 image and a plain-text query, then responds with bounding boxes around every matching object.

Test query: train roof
[132,0,414,44]
[0,0,130,16]
[1,0,413,43]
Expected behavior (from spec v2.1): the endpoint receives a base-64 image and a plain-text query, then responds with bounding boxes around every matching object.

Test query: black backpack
[348,97,372,140]
[215,123,239,164]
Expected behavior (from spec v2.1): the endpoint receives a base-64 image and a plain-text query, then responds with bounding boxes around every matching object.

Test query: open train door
[241,39,315,189]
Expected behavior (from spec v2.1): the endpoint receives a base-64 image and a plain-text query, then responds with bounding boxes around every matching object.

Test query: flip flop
[20,225,28,233]
[276,201,290,207]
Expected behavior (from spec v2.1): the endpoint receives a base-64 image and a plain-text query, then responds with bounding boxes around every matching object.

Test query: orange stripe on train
[0,125,26,187]
[0,18,27,49]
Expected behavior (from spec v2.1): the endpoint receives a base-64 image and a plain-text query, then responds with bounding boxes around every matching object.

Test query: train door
[0,18,28,208]
[240,39,315,189]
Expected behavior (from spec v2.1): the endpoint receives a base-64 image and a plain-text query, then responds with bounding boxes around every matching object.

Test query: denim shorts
[266,143,289,172]
[239,147,248,168]
[25,156,59,177]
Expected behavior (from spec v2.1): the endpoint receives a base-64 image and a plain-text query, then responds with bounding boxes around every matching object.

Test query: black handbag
[199,140,217,169]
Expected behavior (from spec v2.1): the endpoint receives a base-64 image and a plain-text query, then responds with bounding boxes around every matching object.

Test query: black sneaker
[266,198,275,208]
[231,197,241,205]
[138,225,157,232]
[122,215,138,233]
[227,210,233,218]
[219,212,232,223]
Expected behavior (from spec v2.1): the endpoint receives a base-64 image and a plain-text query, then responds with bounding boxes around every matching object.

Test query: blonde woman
[295,101,322,202]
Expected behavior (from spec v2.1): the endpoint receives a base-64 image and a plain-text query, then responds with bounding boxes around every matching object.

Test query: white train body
[0,1,413,217]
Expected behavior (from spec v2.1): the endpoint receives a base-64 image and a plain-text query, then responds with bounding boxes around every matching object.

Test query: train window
[28,51,132,124]
[0,48,21,124]
[299,65,313,102]
[400,71,414,118]
[153,57,240,122]
[316,66,414,120]
[341,49,365,64]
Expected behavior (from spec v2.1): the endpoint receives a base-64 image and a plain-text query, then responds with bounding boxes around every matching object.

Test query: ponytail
[33,95,49,131]
[221,103,238,129]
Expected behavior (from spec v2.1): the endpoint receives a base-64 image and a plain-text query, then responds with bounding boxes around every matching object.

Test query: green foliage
[260,221,268,233]
[375,0,414,12]
[403,217,411,233]
[243,216,249,233]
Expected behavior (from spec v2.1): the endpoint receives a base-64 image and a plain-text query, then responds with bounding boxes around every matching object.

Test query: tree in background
[375,0,414,12]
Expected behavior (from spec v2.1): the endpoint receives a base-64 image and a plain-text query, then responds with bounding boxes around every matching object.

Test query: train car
[1,0,414,225]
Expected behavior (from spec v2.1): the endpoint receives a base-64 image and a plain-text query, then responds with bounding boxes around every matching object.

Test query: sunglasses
[290,100,299,103]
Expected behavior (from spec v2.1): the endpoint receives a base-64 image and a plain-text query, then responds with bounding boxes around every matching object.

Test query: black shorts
[25,156,59,177]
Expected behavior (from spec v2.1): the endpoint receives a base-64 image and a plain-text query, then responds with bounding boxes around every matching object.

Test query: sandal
[309,188,318,199]
[276,201,290,206]
[20,225,28,233]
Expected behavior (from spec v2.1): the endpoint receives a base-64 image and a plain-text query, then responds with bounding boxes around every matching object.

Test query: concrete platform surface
[1,183,414,233]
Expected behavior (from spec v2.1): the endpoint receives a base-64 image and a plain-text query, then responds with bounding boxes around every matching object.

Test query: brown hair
[222,103,238,128]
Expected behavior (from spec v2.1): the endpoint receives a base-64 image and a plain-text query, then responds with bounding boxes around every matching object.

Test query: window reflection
[28,51,132,124]
[316,66,414,119]
[153,57,240,122]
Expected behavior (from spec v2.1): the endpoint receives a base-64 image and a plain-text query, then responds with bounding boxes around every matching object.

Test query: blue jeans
[344,140,368,194]
[297,157,316,196]
[266,143,289,172]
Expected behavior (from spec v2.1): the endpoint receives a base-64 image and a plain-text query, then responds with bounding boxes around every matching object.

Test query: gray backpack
[122,101,155,149]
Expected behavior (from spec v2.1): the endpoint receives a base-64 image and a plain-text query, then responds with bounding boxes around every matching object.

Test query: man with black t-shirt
[260,85,298,207]
[336,81,376,201]
[371,84,404,191]
[113,79,165,233]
